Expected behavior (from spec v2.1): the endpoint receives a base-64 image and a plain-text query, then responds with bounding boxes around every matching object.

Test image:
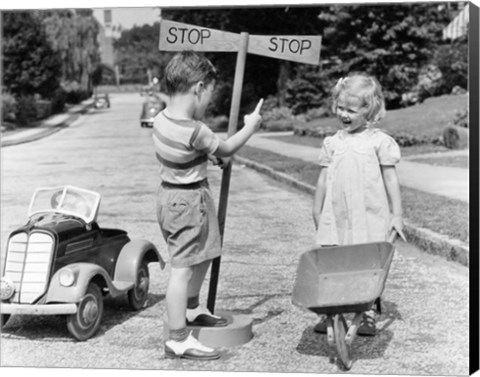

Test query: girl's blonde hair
[331,74,386,124]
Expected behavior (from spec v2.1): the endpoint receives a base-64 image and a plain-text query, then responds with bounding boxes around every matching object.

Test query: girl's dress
[315,128,401,246]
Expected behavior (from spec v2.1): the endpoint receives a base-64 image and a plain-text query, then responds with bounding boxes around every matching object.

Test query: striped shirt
[152,111,220,184]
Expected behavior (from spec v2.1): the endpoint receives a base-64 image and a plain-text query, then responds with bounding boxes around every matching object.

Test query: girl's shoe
[186,306,228,327]
[313,316,327,334]
[165,332,220,360]
[357,312,376,336]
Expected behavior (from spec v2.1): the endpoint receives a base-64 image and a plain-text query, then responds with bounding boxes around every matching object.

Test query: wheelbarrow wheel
[334,314,353,370]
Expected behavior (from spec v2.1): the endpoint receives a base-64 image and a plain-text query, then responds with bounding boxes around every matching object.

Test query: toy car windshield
[28,185,101,224]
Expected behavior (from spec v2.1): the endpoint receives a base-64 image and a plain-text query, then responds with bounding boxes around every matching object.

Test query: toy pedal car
[1,185,165,341]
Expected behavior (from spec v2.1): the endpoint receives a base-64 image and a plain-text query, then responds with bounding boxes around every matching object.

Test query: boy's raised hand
[244,98,264,130]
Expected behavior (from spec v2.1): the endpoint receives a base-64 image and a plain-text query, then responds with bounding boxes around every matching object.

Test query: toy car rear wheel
[127,262,150,310]
[1,314,11,329]
[67,283,103,341]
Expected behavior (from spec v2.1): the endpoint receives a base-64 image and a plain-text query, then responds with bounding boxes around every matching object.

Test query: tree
[114,23,169,85]
[158,4,459,114]
[309,3,454,108]
[40,9,100,94]
[3,11,62,99]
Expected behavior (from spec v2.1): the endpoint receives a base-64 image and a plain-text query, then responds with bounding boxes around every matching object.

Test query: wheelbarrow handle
[388,228,408,243]
[388,230,397,244]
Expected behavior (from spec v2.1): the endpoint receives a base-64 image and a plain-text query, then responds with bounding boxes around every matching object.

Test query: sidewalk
[234,131,469,266]
[246,131,469,203]
[1,100,92,147]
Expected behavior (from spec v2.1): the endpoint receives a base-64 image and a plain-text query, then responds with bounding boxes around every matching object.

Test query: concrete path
[1,101,92,147]
[244,131,469,203]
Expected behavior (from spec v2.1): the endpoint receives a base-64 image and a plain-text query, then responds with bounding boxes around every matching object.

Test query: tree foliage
[114,23,169,84]
[111,4,467,116]
[314,3,455,108]
[39,9,101,94]
[3,11,62,98]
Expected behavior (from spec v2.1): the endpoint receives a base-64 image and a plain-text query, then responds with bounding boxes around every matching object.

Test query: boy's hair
[331,73,386,124]
[164,51,218,95]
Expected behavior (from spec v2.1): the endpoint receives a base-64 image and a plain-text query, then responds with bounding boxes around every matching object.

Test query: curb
[1,103,93,148]
[233,155,469,267]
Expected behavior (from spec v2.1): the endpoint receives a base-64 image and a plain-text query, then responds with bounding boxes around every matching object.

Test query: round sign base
[163,311,253,348]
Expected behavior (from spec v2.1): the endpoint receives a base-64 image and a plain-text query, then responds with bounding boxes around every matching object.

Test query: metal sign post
[158,19,321,313]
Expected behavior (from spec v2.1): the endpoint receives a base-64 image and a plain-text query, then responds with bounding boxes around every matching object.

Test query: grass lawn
[301,93,468,142]
[267,133,469,168]
[267,133,457,158]
[237,145,469,243]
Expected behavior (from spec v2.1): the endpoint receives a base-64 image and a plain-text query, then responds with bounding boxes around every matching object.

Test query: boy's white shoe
[186,306,228,327]
[165,332,220,360]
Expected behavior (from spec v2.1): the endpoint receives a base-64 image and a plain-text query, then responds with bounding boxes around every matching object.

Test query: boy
[153,51,263,360]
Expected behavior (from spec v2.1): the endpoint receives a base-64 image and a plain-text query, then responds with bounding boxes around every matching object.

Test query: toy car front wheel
[67,283,103,341]
[127,262,150,310]
[1,314,11,329]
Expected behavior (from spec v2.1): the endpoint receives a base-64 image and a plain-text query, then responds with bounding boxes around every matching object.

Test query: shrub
[51,87,67,114]
[453,107,468,128]
[35,97,52,120]
[401,64,445,106]
[208,115,229,132]
[262,106,294,123]
[391,132,430,147]
[262,119,297,132]
[303,107,330,122]
[262,95,280,113]
[61,81,90,104]
[2,92,17,122]
[15,95,38,126]
[442,126,460,149]
[431,38,468,95]
[285,75,326,114]
[293,123,337,138]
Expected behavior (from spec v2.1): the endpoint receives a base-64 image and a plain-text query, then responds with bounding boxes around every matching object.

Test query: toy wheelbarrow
[292,239,396,370]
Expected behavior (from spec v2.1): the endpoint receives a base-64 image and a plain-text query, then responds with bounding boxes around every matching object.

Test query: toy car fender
[45,262,116,303]
[114,239,165,283]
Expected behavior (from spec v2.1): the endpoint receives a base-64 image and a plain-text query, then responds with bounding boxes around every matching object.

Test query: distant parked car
[140,97,166,128]
[140,86,154,97]
[94,93,110,109]
[0,185,165,341]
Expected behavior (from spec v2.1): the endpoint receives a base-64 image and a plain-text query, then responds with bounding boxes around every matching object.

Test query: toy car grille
[4,232,55,304]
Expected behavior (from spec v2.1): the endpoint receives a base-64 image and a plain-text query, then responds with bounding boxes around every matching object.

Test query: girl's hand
[243,98,264,131]
[389,215,407,242]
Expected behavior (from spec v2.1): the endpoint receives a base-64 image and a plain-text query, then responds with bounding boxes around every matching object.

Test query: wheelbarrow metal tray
[292,242,395,315]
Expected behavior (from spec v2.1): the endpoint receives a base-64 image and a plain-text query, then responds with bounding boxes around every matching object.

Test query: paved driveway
[1,93,469,375]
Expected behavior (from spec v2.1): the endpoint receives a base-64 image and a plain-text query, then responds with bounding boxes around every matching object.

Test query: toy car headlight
[1,277,15,300]
[59,268,75,287]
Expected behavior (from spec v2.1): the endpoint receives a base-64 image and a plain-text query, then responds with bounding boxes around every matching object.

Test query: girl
[312,73,406,335]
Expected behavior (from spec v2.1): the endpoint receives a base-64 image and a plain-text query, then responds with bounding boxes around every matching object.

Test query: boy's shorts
[156,179,222,268]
